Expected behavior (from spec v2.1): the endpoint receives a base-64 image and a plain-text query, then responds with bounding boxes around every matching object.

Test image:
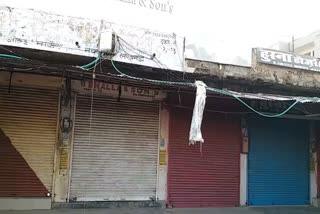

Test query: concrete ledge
[52,200,165,209]
[0,198,51,210]
[312,198,320,207]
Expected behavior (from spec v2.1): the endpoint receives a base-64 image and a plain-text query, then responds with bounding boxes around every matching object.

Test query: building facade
[1,51,320,210]
[1,6,320,211]
[0,70,170,209]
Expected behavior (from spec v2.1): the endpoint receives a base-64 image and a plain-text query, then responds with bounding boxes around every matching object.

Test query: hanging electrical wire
[0,53,26,60]
[0,33,302,118]
[0,46,307,118]
[117,37,187,82]
[117,36,152,58]
[110,58,304,118]
[78,57,100,69]
[82,55,99,214]
[206,87,301,118]
[111,59,194,86]
[0,46,28,59]
[119,35,193,82]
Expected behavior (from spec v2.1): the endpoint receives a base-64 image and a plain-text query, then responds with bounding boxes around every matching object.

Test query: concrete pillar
[312,122,320,207]
[310,122,318,206]
[240,154,247,206]
[157,103,169,206]
[53,79,76,203]
[239,118,248,206]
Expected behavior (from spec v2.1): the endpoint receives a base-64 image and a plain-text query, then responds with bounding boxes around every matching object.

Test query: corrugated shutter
[70,95,159,201]
[248,118,309,205]
[318,134,320,197]
[0,133,49,197]
[0,86,59,193]
[168,108,241,207]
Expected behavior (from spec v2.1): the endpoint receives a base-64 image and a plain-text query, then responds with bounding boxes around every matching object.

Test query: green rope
[206,87,300,118]
[111,59,194,86]
[79,57,100,69]
[111,59,301,118]
[0,54,25,60]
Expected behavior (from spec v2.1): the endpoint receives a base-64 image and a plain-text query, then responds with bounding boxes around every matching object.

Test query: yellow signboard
[59,149,69,171]
[159,150,166,165]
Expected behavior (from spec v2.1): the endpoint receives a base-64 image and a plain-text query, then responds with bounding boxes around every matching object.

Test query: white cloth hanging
[189,81,207,145]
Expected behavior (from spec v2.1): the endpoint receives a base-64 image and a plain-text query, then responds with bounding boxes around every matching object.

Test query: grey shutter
[70,95,159,201]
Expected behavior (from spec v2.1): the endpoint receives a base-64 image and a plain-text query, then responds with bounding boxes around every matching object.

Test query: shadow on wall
[0,128,49,197]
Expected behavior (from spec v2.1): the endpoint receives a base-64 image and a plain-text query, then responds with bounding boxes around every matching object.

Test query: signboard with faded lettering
[159,150,167,165]
[0,6,184,71]
[72,80,166,101]
[255,48,320,72]
[103,21,184,71]
[116,0,174,14]
[59,149,69,171]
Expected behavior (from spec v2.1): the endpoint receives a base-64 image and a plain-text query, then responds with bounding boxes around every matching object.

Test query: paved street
[0,207,320,214]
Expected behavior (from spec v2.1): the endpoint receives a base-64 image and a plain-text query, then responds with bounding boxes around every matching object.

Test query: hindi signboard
[255,48,320,72]
[72,80,166,102]
[0,5,184,71]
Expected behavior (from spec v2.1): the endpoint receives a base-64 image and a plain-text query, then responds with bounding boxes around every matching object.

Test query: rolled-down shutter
[70,95,159,201]
[168,108,241,207]
[248,118,309,205]
[0,87,59,195]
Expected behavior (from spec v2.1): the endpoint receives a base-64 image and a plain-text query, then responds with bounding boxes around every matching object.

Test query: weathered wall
[251,54,320,90]
[0,6,100,57]
[0,5,184,71]
[186,57,320,93]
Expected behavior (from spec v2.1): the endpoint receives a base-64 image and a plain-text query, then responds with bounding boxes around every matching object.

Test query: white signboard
[104,22,184,71]
[255,48,320,72]
[0,6,100,57]
[72,80,166,102]
[0,5,184,71]
[115,0,174,14]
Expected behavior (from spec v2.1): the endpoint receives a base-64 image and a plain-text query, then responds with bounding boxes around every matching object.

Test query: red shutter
[0,132,48,197]
[168,108,241,207]
[318,144,320,197]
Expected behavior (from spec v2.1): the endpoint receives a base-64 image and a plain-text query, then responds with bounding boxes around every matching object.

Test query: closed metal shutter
[248,118,309,205]
[0,87,59,193]
[0,133,49,197]
[168,108,241,207]
[70,95,159,201]
[318,131,320,197]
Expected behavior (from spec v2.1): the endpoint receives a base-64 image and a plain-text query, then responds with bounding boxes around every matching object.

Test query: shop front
[69,80,164,202]
[247,118,310,205]
[0,72,61,209]
[167,107,242,207]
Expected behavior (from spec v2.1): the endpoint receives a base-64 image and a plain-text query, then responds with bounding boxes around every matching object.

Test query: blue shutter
[248,118,309,205]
